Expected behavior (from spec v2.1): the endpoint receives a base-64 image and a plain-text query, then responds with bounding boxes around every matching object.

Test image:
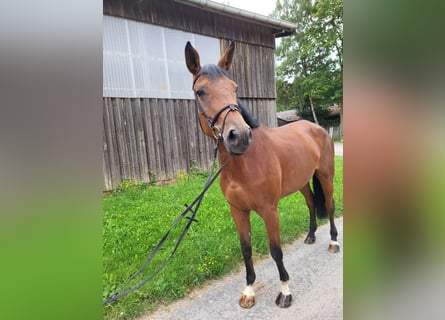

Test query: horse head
[185,41,253,155]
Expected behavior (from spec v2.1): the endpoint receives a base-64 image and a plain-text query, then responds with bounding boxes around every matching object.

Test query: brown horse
[184,41,339,309]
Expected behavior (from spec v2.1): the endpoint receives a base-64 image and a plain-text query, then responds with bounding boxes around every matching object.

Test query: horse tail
[313,175,327,219]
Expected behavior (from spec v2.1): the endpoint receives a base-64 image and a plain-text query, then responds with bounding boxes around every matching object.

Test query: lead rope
[104,141,225,305]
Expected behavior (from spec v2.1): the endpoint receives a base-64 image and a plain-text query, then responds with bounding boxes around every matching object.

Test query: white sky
[212,0,276,16]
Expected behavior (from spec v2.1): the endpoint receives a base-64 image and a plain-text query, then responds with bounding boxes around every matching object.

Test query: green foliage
[103,157,343,319]
[273,0,343,118]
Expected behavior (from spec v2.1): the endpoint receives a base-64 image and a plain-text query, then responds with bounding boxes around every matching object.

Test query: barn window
[103,15,220,99]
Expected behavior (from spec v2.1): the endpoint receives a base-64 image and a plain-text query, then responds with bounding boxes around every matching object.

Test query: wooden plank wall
[103,97,276,190]
[103,0,276,48]
[220,39,276,99]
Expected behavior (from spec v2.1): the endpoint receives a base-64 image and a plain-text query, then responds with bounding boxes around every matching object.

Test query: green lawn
[103,156,343,319]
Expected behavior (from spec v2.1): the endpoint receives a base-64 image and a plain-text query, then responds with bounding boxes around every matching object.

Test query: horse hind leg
[327,198,340,253]
[323,181,339,253]
[301,183,317,244]
[314,173,339,253]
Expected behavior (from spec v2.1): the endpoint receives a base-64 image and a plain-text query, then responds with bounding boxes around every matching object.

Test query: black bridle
[196,101,240,141]
[192,74,241,141]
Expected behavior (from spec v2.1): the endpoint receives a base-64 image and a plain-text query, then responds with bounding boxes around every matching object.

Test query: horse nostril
[228,129,239,142]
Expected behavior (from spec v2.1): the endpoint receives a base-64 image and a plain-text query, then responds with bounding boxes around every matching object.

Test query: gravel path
[139,217,343,320]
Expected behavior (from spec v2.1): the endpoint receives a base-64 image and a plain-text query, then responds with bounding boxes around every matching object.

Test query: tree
[273,0,343,129]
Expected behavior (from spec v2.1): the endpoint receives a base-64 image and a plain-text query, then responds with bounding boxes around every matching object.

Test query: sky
[212,0,277,16]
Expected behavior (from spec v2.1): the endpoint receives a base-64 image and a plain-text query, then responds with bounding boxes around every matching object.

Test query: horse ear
[217,41,235,71]
[185,41,201,76]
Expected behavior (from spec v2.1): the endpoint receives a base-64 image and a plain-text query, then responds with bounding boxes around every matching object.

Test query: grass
[103,156,343,319]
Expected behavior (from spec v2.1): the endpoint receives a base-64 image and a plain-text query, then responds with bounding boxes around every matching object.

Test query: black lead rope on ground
[104,144,224,305]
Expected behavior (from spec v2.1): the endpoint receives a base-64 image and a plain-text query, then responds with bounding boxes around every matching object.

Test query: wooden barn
[103,0,297,190]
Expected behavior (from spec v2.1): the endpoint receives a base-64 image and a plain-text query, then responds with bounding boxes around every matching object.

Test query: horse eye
[196,89,205,97]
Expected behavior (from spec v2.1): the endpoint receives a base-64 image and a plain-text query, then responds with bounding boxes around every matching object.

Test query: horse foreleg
[263,208,292,308]
[230,206,256,308]
[301,184,317,244]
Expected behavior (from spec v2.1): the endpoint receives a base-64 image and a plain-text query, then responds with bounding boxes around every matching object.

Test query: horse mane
[237,99,260,129]
[196,64,230,82]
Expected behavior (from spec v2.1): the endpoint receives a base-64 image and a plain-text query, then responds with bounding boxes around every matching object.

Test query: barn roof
[277,109,301,122]
[175,0,297,37]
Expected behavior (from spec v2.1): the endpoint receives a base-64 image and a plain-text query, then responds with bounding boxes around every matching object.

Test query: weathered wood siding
[221,39,276,99]
[103,97,276,190]
[104,0,276,49]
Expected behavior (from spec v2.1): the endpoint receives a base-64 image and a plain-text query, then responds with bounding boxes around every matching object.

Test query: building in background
[103,0,296,190]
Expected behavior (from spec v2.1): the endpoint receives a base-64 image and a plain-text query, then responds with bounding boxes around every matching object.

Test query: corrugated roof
[175,0,297,37]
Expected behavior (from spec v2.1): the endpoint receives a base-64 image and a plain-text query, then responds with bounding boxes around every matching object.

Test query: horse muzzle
[223,126,253,155]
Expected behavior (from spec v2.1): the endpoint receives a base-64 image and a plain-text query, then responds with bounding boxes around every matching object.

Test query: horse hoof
[239,294,255,308]
[328,244,340,253]
[275,292,292,308]
[304,236,316,244]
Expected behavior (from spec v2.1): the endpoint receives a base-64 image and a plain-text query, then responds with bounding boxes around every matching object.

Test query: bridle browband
[192,73,242,140]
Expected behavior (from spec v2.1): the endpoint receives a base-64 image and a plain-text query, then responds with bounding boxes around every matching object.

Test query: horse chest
[220,169,280,211]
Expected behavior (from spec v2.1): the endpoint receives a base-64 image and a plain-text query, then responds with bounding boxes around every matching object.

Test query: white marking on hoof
[240,285,256,308]
[330,240,339,246]
[243,285,255,297]
[281,281,291,295]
